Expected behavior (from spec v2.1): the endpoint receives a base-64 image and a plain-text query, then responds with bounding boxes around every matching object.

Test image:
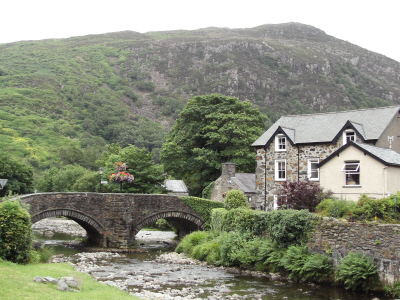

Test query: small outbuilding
[163,179,189,197]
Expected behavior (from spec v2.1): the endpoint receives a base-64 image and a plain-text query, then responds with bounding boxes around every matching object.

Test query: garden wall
[309,217,400,284]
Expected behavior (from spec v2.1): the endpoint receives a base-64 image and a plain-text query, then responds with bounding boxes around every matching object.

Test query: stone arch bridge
[19,193,205,248]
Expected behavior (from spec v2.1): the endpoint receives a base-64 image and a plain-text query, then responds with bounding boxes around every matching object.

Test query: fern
[336,252,381,292]
[301,253,333,283]
[279,245,309,280]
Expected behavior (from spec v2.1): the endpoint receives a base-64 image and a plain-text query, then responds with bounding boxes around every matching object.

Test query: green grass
[0,260,139,300]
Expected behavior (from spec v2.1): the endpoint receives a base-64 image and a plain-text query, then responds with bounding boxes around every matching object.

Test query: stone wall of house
[309,217,400,284]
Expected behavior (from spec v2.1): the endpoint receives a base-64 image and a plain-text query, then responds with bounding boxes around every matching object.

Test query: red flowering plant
[109,162,135,183]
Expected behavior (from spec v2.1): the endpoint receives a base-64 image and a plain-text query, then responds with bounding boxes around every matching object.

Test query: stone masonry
[309,217,400,284]
[18,193,205,248]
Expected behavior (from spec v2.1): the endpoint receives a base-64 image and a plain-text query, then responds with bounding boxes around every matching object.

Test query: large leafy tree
[160,94,267,196]
[0,153,34,197]
[98,144,165,194]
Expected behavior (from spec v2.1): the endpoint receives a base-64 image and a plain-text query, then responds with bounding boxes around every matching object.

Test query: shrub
[224,190,250,210]
[219,231,254,267]
[0,200,33,264]
[175,231,209,255]
[384,280,400,298]
[211,208,267,236]
[351,194,400,222]
[316,198,355,218]
[38,246,55,263]
[265,209,314,247]
[336,252,381,292]
[277,180,332,211]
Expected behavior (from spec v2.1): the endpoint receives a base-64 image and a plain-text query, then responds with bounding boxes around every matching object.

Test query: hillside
[1,22,399,174]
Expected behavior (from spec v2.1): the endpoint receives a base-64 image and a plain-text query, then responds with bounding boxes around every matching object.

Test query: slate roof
[252,106,400,147]
[164,180,188,193]
[319,142,400,167]
[232,173,256,194]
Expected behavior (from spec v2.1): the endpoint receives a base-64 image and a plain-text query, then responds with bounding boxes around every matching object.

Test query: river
[32,218,387,300]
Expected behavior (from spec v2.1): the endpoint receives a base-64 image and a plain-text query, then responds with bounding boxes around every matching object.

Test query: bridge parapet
[18,193,205,248]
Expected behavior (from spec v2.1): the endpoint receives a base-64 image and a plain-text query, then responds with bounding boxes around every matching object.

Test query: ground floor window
[275,160,286,181]
[341,161,360,185]
[307,158,319,181]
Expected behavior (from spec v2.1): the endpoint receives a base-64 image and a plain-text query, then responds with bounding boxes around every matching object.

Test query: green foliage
[181,196,224,227]
[258,239,287,272]
[36,165,97,192]
[0,153,34,197]
[175,231,209,255]
[37,246,55,263]
[161,94,267,196]
[336,252,381,292]
[315,198,356,218]
[280,245,310,280]
[384,280,400,298]
[99,145,165,194]
[265,209,314,247]
[201,181,214,199]
[316,194,400,223]
[224,190,250,210]
[211,207,268,236]
[301,253,333,283]
[0,200,33,264]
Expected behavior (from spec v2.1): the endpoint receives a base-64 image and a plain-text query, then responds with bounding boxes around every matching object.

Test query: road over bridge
[19,193,205,248]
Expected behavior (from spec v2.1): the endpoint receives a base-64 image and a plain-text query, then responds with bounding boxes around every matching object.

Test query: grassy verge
[0,260,139,300]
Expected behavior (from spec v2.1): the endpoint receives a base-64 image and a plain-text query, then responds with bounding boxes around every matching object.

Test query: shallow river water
[32,219,388,300]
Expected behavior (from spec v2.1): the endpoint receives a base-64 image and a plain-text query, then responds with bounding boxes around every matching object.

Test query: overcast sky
[2,1,400,62]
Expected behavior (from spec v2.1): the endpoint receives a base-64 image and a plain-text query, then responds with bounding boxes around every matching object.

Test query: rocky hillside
[0,22,399,170]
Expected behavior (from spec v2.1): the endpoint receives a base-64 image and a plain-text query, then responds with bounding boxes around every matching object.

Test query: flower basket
[109,162,135,192]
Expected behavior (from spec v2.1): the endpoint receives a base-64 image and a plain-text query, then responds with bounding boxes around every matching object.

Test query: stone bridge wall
[19,193,205,248]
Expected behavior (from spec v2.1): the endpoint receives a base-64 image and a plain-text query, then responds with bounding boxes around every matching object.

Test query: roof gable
[252,106,400,147]
[319,142,400,168]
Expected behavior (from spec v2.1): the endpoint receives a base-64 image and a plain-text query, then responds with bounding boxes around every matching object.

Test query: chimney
[222,162,236,178]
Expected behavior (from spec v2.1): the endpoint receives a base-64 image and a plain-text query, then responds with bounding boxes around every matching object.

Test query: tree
[277,180,332,211]
[224,190,250,210]
[160,94,267,196]
[99,145,165,194]
[0,153,34,197]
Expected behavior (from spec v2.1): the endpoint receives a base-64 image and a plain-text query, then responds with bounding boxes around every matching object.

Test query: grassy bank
[0,260,139,300]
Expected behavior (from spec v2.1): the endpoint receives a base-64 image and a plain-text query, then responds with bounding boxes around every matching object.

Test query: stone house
[210,162,256,206]
[251,106,400,210]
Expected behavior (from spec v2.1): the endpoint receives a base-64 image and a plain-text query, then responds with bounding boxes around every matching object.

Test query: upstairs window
[275,160,286,181]
[343,130,356,145]
[275,134,286,151]
[341,161,360,186]
[307,158,319,181]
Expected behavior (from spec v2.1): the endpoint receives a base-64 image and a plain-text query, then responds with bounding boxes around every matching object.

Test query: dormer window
[275,134,286,151]
[343,130,356,145]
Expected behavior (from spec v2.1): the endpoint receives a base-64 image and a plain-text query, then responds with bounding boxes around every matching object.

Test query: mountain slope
[0,22,399,172]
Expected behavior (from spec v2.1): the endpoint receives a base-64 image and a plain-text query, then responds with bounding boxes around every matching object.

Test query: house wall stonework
[254,134,359,210]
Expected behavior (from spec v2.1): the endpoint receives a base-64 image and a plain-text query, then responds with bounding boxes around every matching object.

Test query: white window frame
[275,159,286,181]
[275,134,286,151]
[343,130,356,145]
[307,158,320,181]
[341,161,360,186]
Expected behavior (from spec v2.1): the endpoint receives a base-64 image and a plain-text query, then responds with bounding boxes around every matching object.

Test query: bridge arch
[133,211,205,239]
[31,209,105,246]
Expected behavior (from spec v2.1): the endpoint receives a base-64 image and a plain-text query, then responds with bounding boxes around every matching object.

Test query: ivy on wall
[181,196,224,227]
